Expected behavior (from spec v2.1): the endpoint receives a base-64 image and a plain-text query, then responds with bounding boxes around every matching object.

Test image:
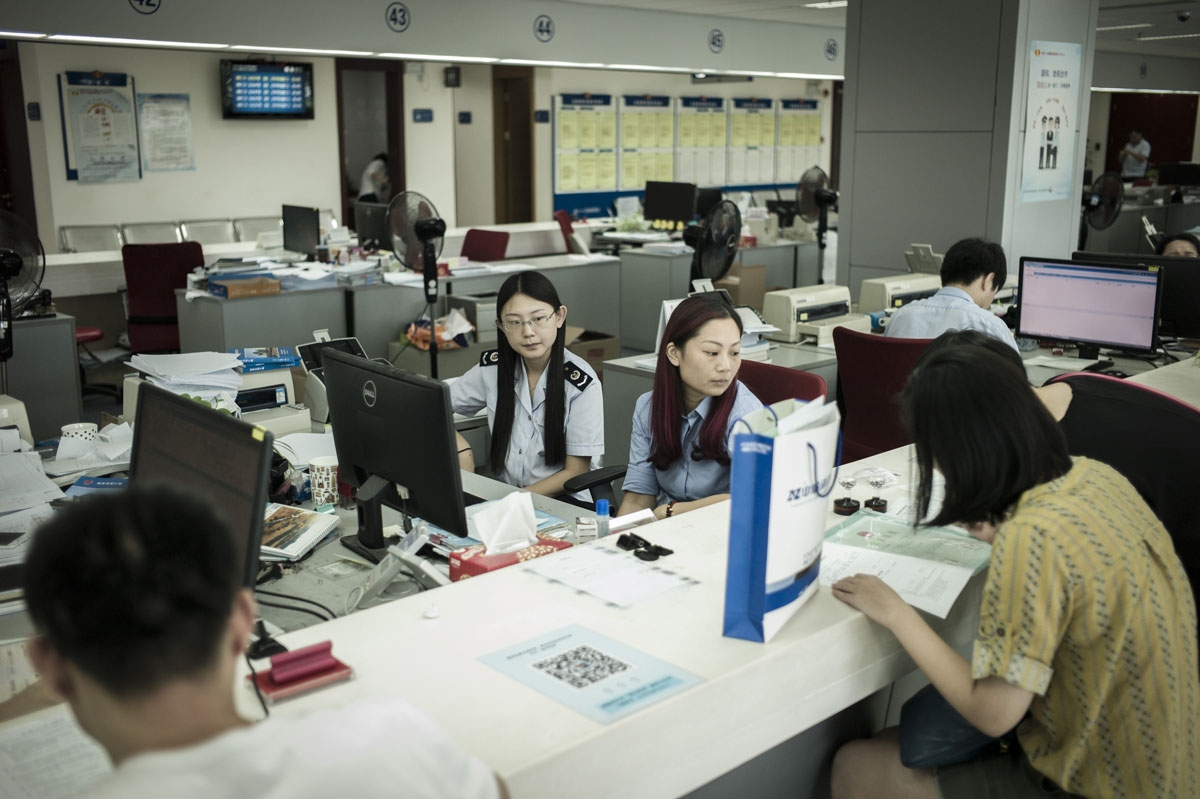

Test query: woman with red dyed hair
[617,294,763,520]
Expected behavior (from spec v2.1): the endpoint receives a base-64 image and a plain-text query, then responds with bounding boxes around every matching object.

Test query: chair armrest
[563,464,628,494]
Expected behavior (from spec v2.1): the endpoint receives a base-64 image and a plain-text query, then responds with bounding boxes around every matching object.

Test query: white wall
[341,70,388,197]
[20,42,341,253]
[454,65,496,227]
[403,66,457,229]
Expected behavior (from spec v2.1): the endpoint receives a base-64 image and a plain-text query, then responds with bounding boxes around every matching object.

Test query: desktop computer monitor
[1072,250,1200,340]
[354,201,391,251]
[130,384,275,588]
[765,199,799,228]
[694,187,723,220]
[321,349,469,562]
[1017,256,1163,360]
[642,180,697,230]
[282,204,320,260]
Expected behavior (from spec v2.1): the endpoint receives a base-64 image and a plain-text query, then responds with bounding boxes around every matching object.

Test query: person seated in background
[1157,232,1200,258]
[828,345,1198,799]
[356,152,389,203]
[618,294,763,520]
[884,237,1018,352]
[452,270,603,501]
[23,483,504,799]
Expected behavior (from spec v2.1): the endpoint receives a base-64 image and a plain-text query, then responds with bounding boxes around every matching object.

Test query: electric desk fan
[0,211,47,373]
[685,199,742,283]
[797,166,839,284]
[1078,171,1123,251]
[387,191,446,378]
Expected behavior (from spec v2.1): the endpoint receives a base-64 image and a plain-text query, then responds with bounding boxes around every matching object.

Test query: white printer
[858,273,941,314]
[297,335,369,424]
[762,285,872,347]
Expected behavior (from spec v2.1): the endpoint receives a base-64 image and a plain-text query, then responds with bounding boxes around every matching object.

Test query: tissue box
[448,533,573,581]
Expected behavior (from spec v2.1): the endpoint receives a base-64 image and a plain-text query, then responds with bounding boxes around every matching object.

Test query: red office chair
[1045,371,1200,599]
[832,327,933,464]
[736,359,826,405]
[460,229,510,263]
[121,242,205,353]
[76,325,122,399]
[554,210,576,254]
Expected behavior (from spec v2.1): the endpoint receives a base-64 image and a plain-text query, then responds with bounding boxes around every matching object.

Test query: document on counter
[0,704,111,798]
[0,454,64,514]
[479,624,703,724]
[0,641,39,703]
[523,545,699,608]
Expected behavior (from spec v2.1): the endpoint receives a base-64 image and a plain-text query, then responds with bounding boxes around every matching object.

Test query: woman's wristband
[665,500,677,518]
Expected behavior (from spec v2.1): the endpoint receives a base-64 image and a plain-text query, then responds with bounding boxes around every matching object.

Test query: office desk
[1128,356,1200,407]
[601,346,839,471]
[232,445,981,799]
[5,314,83,441]
[176,286,349,353]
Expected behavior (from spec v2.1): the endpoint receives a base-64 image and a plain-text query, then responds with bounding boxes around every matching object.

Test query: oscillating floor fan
[1079,171,1123,251]
[0,211,48,371]
[685,199,742,284]
[387,192,446,377]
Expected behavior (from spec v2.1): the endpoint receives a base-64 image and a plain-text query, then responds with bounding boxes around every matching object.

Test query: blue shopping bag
[723,399,840,643]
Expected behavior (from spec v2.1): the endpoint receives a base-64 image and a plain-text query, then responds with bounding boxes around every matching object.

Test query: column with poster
[57,71,140,184]
[1020,42,1081,203]
[138,94,195,172]
[554,94,616,216]
[618,95,674,191]
[678,97,726,188]
[730,99,776,186]
[778,99,821,185]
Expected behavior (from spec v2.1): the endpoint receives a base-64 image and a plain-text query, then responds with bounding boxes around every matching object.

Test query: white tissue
[470,492,539,555]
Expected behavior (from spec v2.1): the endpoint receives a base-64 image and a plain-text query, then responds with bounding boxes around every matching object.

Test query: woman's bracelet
[665,500,677,518]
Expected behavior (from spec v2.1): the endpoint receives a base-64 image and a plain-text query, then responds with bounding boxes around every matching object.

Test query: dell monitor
[1017,256,1163,360]
[282,204,320,261]
[1071,250,1200,341]
[642,180,697,231]
[130,384,275,588]
[694,187,723,220]
[322,349,469,563]
[354,201,390,251]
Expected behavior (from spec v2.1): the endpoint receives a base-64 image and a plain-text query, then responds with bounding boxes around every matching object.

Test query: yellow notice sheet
[679,114,695,148]
[558,153,579,191]
[693,113,709,147]
[779,115,794,147]
[622,113,639,148]
[657,113,674,148]
[578,111,597,149]
[711,113,727,147]
[805,114,821,146]
[597,152,616,189]
[761,113,776,148]
[745,113,761,148]
[577,152,598,190]
[640,113,658,149]
[559,109,579,149]
[730,114,748,148]
[655,151,674,181]
[597,112,617,148]
[621,152,640,188]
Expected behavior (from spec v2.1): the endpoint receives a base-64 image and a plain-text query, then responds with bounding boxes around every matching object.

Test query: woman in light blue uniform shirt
[618,295,762,520]
[451,271,603,499]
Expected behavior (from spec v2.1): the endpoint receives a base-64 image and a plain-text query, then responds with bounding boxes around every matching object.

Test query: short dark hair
[23,483,241,697]
[1157,232,1200,257]
[902,344,1071,527]
[373,152,388,162]
[921,329,1025,373]
[939,237,1006,291]
[1131,127,1143,134]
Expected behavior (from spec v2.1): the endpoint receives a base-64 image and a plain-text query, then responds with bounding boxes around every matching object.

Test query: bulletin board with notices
[676,97,727,187]
[554,94,618,195]
[777,99,822,186]
[618,95,676,190]
[728,98,776,186]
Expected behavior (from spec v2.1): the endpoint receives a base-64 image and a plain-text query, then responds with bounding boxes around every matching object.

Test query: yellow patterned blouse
[972,457,1199,799]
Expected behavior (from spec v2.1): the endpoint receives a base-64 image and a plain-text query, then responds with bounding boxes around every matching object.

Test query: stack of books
[230,347,302,373]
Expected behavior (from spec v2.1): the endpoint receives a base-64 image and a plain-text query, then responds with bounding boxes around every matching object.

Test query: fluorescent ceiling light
[725,70,776,77]
[48,34,228,48]
[804,1,848,8]
[777,72,843,80]
[606,64,694,73]
[498,58,605,68]
[377,52,497,63]
[1137,32,1200,41]
[230,45,372,56]
[1093,86,1200,94]
[1096,23,1153,32]
[0,30,48,39]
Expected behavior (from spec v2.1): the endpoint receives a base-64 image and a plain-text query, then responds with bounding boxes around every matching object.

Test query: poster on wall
[678,97,726,187]
[57,71,140,184]
[778,99,821,185]
[555,94,616,194]
[619,95,674,190]
[138,94,195,172]
[730,99,775,185]
[1020,41,1081,203]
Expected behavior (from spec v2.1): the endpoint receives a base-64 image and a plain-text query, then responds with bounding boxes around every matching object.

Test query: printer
[763,285,872,347]
[858,273,941,314]
[297,336,369,424]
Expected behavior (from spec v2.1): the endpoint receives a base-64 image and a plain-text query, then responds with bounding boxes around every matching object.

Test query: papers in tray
[259,503,341,561]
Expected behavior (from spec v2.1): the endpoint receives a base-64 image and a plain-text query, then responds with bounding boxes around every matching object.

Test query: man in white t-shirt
[358,152,390,203]
[1120,128,1151,178]
[22,483,504,799]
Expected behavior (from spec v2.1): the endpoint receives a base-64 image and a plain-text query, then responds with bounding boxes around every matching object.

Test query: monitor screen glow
[221,60,314,120]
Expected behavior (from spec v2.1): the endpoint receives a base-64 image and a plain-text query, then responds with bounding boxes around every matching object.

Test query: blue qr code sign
[533,645,631,689]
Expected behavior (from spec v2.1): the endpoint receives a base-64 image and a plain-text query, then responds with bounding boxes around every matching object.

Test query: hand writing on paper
[831,573,910,629]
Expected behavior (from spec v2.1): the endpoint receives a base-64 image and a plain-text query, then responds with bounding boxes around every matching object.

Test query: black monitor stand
[340,474,402,564]
[1077,343,1101,360]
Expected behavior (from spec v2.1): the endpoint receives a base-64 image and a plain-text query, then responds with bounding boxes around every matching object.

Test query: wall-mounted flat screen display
[221,60,314,119]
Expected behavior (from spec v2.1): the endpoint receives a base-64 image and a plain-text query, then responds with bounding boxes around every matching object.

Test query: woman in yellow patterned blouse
[828,344,1199,799]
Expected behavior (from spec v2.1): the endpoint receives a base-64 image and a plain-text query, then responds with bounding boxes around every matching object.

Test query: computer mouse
[1100,369,1129,379]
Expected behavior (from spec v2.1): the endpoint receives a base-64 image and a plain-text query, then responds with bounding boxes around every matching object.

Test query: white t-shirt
[1122,139,1151,177]
[85,697,499,799]
[358,157,389,200]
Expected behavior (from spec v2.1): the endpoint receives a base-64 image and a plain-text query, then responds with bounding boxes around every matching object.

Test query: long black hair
[902,342,1071,527]
[490,271,568,471]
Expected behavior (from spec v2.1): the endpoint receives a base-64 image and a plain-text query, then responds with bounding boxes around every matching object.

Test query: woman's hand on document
[831,573,911,629]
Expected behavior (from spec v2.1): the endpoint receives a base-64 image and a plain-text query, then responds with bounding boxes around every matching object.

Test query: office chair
[562,465,629,510]
[122,222,183,245]
[75,325,122,400]
[832,326,932,464]
[121,242,205,353]
[59,224,123,253]
[1045,372,1200,599]
[234,216,283,243]
[181,219,237,245]
[736,359,826,405]
[460,229,510,263]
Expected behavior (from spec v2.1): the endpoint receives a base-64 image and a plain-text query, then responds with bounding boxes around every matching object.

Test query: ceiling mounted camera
[1178,10,1191,22]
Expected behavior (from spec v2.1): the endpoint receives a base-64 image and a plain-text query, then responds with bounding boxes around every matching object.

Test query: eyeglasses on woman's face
[496,311,558,333]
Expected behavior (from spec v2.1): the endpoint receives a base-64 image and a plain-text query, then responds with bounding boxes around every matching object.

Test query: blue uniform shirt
[622,381,763,503]
[450,352,604,496]
[884,286,1018,352]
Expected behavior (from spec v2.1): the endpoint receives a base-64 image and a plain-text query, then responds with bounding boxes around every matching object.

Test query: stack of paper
[46,422,134,478]
[127,352,243,396]
[736,307,778,362]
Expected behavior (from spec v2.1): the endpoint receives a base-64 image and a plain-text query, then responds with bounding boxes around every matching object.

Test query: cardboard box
[448,534,573,581]
[208,275,281,299]
[565,326,620,381]
[715,262,767,312]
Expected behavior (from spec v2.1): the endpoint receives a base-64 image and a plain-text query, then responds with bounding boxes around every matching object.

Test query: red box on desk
[449,534,572,581]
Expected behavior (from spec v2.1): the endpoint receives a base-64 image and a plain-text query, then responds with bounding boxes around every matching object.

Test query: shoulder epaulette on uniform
[563,360,594,391]
[479,349,500,367]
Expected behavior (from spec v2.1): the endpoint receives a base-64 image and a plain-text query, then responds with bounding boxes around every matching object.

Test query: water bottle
[595,499,611,538]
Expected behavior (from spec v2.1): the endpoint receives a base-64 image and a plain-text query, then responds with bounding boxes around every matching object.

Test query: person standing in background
[358,152,390,203]
[1120,129,1151,178]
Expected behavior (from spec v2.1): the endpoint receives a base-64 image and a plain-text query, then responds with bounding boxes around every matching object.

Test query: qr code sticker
[532,645,631,689]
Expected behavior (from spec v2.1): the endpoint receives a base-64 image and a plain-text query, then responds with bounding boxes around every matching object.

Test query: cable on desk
[254,597,332,623]
[256,588,337,621]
